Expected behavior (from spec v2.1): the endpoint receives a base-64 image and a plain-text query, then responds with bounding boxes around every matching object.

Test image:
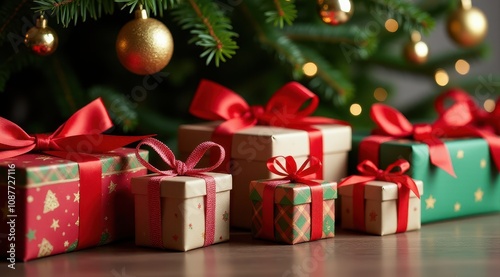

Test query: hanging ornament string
[116,5,174,75]
[446,0,488,47]
[24,14,58,56]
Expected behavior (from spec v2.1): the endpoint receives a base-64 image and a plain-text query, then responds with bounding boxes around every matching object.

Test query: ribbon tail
[427,140,456,178]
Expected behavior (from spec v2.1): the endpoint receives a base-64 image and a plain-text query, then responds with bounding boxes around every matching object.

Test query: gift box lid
[0,148,148,188]
[249,180,337,205]
[178,122,351,161]
[131,172,232,199]
[338,180,423,201]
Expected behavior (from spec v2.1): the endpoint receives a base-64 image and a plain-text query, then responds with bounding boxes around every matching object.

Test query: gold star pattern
[475,188,484,202]
[50,219,60,231]
[456,150,464,159]
[425,195,436,209]
[26,229,36,241]
[108,181,118,194]
[454,202,461,212]
[73,192,80,203]
[480,159,487,168]
[64,241,69,247]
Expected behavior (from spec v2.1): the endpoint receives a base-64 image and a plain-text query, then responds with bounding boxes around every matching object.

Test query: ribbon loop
[266,156,322,185]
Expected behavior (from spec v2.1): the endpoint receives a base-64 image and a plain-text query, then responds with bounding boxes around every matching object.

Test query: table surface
[2,213,500,277]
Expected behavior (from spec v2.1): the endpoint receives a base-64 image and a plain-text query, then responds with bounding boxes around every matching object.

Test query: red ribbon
[189,79,348,178]
[260,156,323,241]
[435,88,500,171]
[0,98,151,250]
[338,159,420,233]
[135,138,225,248]
[364,103,480,177]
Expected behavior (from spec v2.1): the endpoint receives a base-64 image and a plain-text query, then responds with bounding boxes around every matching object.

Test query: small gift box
[350,92,500,223]
[131,138,232,251]
[0,98,151,261]
[250,156,337,244]
[179,79,351,229]
[339,160,423,235]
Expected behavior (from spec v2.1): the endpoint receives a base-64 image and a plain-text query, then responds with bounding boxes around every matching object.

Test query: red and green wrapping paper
[351,93,500,223]
[0,98,151,261]
[249,156,336,244]
[0,149,148,261]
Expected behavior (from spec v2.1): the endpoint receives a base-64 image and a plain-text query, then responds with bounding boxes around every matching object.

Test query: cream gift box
[131,172,232,251]
[178,122,351,229]
[338,180,423,235]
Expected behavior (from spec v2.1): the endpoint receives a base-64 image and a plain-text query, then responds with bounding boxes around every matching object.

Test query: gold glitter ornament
[318,0,354,26]
[116,7,174,75]
[24,15,58,56]
[404,31,429,65]
[446,0,487,47]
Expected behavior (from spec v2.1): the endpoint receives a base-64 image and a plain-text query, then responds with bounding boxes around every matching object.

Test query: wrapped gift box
[351,134,500,223]
[338,179,423,235]
[0,148,148,261]
[179,122,351,229]
[132,172,232,251]
[249,180,337,244]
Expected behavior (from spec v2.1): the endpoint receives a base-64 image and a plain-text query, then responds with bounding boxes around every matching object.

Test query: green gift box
[351,134,500,223]
[250,180,337,244]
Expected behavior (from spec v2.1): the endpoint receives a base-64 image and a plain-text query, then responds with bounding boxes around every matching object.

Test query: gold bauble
[446,0,487,47]
[24,15,58,56]
[404,31,429,65]
[116,8,174,75]
[318,0,354,26]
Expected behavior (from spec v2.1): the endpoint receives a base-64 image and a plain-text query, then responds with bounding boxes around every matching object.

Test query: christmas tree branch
[263,0,297,28]
[33,0,117,26]
[284,23,377,59]
[356,0,435,34]
[172,0,238,66]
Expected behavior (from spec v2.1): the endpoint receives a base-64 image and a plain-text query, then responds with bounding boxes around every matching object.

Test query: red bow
[370,103,479,177]
[435,88,500,171]
[135,138,225,248]
[0,98,148,159]
[0,98,152,251]
[260,156,324,241]
[338,159,420,233]
[435,88,500,133]
[189,79,348,176]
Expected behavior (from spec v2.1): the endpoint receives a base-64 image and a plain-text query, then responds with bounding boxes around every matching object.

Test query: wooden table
[2,213,500,277]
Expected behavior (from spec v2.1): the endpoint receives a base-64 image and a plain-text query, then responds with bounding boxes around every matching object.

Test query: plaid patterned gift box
[250,181,337,244]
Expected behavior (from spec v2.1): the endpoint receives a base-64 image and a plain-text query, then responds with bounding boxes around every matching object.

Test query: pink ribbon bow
[135,138,225,248]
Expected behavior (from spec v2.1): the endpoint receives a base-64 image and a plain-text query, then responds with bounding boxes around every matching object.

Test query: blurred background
[0,0,498,147]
